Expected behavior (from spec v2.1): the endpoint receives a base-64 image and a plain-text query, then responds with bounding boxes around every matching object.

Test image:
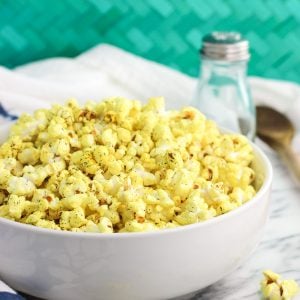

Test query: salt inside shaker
[192,31,255,140]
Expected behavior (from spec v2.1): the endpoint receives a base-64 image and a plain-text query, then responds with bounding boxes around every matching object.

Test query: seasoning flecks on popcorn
[0,97,256,233]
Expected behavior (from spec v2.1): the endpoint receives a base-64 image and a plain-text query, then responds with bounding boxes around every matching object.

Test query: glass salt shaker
[192,32,255,140]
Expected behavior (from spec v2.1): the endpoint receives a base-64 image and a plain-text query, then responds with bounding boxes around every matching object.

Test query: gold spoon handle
[277,144,300,184]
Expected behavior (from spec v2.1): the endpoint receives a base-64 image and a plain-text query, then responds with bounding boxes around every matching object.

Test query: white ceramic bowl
[0,141,272,300]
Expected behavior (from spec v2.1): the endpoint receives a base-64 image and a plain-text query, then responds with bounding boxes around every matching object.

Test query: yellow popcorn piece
[98,216,113,233]
[18,147,40,165]
[25,211,46,225]
[7,176,35,196]
[69,207,86,228]
[261,270,299,300]
[0,97,257,233]
[47,122,68,139]
[23,165,51,186]
[80,134,95,148]
[7,195,27,219]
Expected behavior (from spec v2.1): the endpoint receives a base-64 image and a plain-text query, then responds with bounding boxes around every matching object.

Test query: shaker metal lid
[201,32,250,61]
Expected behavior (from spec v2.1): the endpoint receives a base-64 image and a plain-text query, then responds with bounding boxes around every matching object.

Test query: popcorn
[98,216,113,233]
[7,176,35,196]
[261,270,299,300]
[69,207,86,228]
[80,134,95,148]
[18,147,40,165]
[7,195,27,219]
[0,97,257,233]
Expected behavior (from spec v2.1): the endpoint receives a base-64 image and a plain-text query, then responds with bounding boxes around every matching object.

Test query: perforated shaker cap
[201,32,250,61]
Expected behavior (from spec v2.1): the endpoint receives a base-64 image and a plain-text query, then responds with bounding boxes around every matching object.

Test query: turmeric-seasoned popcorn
[261,270,299,300]
[0,97,257,233]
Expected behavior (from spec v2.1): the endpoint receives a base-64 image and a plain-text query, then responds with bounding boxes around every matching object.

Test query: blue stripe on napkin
[0,292,25,300]
[0,103,18,120]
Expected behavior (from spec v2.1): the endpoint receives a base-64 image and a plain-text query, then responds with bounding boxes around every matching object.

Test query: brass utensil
[256,105,300,183]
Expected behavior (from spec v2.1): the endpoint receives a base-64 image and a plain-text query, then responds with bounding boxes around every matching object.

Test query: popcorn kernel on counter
[261,270,299,300]
[0,97,256,233]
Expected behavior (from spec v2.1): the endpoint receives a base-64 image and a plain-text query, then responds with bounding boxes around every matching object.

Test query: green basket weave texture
[1,0,300,83]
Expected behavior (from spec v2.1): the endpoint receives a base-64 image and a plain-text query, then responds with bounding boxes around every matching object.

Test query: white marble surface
[178,140,300,300]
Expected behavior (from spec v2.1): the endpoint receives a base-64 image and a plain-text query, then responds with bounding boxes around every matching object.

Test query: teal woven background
[1,0,300,83]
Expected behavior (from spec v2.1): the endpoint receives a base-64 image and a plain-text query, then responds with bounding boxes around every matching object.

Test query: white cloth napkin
[0,44,299,150]
[0,280,24,299]
[0,44,299,298]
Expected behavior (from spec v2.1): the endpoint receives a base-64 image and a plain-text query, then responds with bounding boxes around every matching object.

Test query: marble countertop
[178,140,300,300]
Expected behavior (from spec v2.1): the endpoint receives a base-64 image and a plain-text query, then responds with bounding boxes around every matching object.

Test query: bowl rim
[0,139,273,239]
